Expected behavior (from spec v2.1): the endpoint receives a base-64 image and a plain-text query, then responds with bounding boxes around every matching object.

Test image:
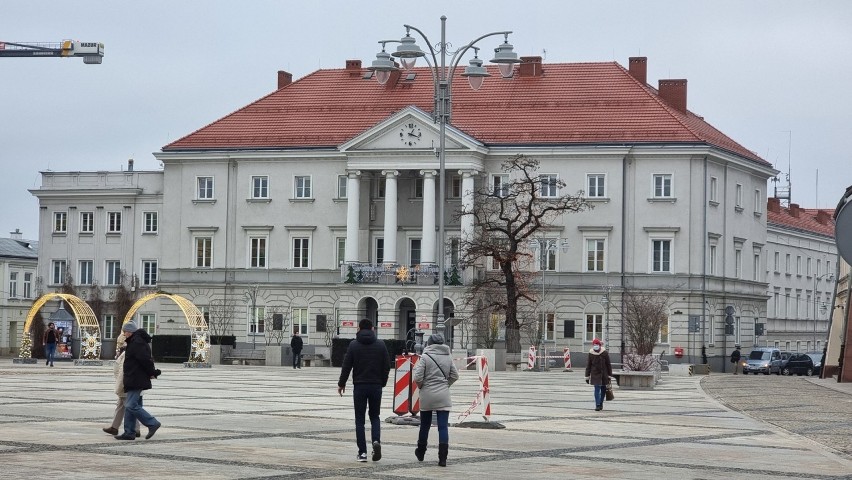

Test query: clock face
[399,122,422,146]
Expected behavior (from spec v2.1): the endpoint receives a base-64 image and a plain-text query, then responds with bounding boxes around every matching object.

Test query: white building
[30,56,777,368]
[765,198,838,353]
[0,230,38,356]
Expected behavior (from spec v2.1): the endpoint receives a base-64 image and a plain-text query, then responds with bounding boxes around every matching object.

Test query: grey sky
[2,0,850,240]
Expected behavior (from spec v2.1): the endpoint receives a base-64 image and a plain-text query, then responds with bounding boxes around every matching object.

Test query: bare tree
[263,305,287,346]
[457,154,591,353]
[207,297,237,341]
[621,289,671,371]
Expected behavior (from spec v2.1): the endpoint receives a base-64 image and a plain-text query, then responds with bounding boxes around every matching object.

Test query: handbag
[425,353,449,383]
[605,378,615,401]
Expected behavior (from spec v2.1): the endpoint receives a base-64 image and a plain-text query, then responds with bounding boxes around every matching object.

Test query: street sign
[417,323,431,330]
[379,322,392,328]
[341,321,354,327]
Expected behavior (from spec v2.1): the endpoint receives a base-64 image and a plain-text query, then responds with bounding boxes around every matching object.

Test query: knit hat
[122,321,138,333]
[428,333,445,345]
[592,338,602,346]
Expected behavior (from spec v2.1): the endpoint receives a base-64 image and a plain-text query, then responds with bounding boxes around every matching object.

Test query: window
[795,293,801,319]
[143,212,158,234]
[709,177,718,202]
[80,212,94,233]
[817,259,822,277]
[735,248,742,279]
[376,177,386,199]
[539,174,558,198]
[754,189,762,213]
[586,239,605,272]
[413,178,424,199]
[293,237,310,268]
[734,316,741,344]
[709,245,717,275]
[142,260,158,286]
[54,212,67,233]
[492,174,509,197]
[140,314,156,334]
[196,237,212,268]
[585,313,603,341]
[653,174,672,198]
[79,260,93,285]
[292,307,308,335]
[707,313,715,346]
[652,239,672,272]
[827,260,832,276]
[774,292,780,316]
[23,273,32,298]
[449,237,460,267]
[336,238,346,266]
[249,237,267,268]
[539,312,556,341]
[409,238,421,266]
[806,294,812,319]
[101,315,115,340]
[449,175,462,199]
[375,238,384,265]
[197,176,214,199]
[807,257,812,276]
[106,261,121,285]
[753,253,761,281]
[587,174,605,198]
[251,176,269,199]
[249,306,265,335]
[295,175,312,199]
[785,291,791,318]
[107,211,122,233]
[8,272,17,298]
[796,256,802,276]
[51,260,66,285]
[785,254,791,274]
[539,243,557,271]
[735,183,743,208]
[774,252,780,272]
[659,319,669,344]
[338,175,348,199]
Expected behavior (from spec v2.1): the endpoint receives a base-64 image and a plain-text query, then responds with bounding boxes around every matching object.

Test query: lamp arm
[402,24,440,84]
[446,31,513,111]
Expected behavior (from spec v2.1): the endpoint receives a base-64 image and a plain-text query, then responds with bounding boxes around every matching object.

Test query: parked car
[806,352,823,376]
[779,351,793,371]
[743,347,783,375]
[781,353,814,376]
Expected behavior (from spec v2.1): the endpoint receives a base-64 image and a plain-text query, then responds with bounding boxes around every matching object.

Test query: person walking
[290,330,304,369]
[114,321,162,441]
[411,333,458,467]
[584,338,612,411]
[43,322,59,367]
[337,319,391,463]
[730,345,742,374]
[103,333,141,437]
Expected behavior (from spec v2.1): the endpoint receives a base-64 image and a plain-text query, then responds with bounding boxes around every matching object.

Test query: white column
[420,170,437,264]
[460,170,477,247]
[382,170,399,264]
[344,171,361,263]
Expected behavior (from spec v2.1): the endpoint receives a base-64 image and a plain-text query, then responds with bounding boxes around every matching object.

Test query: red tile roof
[768,206,835,238]
[164,61,768,166]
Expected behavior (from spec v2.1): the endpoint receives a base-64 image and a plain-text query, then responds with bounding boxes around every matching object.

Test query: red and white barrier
[527,345,536,370]
[393,355,411,415]
[409,355,420,415]
[457,355,492,423]
[563,347,572,371]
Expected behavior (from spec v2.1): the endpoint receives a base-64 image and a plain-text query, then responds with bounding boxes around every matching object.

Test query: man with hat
[114,320,162,440]
[584,338,613,411]
[337,319,391,463]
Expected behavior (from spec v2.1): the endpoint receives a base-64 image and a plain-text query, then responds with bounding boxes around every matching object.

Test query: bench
[505,353,525,371]
[301,353,330,367]
[223,349,265,365]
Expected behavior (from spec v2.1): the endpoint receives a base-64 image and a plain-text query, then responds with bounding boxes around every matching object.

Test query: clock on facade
[399,122,422,146]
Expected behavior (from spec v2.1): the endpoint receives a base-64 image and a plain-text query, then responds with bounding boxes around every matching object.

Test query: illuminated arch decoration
[122,293,209,363]
[19,293,101,359]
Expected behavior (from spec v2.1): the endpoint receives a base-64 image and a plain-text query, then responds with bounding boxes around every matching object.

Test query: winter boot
[438,443,448,467]
[415,442,427,461]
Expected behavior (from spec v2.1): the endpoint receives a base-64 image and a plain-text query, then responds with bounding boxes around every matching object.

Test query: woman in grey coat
[412,333,459,467]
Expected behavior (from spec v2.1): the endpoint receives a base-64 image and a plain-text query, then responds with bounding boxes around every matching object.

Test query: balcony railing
[341,263,463,286]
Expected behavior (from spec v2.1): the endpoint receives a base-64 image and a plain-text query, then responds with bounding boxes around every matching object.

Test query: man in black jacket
[290,331,304,369]
[337,319,391,463]
[114,321,162,440]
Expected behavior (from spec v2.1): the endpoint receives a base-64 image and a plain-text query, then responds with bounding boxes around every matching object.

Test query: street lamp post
[814,272,834,348]
[244,284,259,350]
[370,16,521,342]
[601,284,613,348]
[529,238,569,370]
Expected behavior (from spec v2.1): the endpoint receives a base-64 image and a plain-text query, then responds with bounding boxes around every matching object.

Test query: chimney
[518,56,543,77]
[9,228,22,240]
[628,57,647,84]
[346,59,362,77]
[658,79,688,113]
[789,203,801,218]
[128,159,134,172]
[816,209,832,225]
[277,70,293,89]
[767,197,781,213]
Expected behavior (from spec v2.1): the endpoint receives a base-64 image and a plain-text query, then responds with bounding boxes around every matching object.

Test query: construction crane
[0,40,104,64]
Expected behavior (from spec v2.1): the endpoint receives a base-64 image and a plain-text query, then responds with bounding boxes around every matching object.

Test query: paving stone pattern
[0,362,850,479]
